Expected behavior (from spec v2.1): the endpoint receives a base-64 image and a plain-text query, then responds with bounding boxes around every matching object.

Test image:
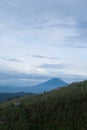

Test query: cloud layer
[0,57,22,62]
[39,63,66,69]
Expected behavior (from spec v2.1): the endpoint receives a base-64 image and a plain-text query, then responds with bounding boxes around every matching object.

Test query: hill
[0,80,87,130]
[0,92,34,102]
[0,78,67,93]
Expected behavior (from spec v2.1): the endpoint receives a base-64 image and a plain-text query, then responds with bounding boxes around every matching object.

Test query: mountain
[0,78,68,93]
[29,78,68,93]
[0,80,87,130]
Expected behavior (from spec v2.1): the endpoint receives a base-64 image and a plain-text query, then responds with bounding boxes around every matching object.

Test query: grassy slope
[0,81,87,130]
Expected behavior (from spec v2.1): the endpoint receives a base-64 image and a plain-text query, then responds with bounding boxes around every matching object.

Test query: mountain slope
[0,80,87,130]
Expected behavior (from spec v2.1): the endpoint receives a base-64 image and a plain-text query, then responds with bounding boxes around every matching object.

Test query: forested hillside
[0,80,87,130]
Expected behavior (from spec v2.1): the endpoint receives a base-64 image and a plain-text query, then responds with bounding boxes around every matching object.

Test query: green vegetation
[0,92,34,102]
[0,80,87,130]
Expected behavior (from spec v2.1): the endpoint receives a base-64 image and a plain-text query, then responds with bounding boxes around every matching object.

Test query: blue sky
[0,0,87,86]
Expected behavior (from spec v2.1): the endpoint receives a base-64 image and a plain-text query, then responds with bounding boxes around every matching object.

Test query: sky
[0,0,87,86]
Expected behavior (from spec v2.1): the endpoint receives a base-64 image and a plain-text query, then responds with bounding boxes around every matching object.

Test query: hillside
[0,80,87,130]
[0,92,34,102]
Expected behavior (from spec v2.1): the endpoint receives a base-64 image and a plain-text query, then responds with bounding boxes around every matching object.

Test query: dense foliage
[0,80,87,130]
[0,92,34,102]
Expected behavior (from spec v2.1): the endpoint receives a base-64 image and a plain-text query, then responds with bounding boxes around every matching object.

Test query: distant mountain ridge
[31,78,68,93]
[0,78,68,93]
